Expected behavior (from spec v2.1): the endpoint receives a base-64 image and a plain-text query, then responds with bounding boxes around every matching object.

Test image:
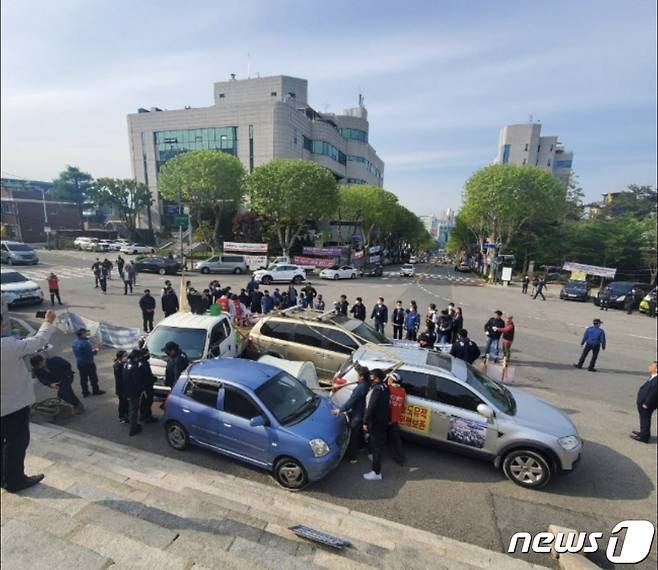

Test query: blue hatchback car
[163,358,349,490]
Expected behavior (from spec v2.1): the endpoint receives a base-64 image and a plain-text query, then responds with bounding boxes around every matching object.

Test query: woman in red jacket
[46,273,62,306]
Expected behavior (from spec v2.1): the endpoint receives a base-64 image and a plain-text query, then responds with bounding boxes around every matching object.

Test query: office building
[494,123,573,187]
[127,75,385,230]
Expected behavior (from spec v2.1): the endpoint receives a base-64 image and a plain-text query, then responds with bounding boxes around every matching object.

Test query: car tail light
[331,377,347,395]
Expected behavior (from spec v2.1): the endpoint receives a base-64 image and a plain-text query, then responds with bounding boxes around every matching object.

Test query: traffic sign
[174,214,189,227]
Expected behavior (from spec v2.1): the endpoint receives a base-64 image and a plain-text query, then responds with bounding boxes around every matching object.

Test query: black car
[134,256,180,275]
[559,280,591,302]
[595,281,650,309]
[360,264,383,277]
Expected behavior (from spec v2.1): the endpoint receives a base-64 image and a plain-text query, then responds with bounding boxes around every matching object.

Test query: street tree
[51,165,95,230]
[600,184,657,220]
[245,159,338,256]
[158,150,245,252]
[337,185,400,246]
[94,178,152,238]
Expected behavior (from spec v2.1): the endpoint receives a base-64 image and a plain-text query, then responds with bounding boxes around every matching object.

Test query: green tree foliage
[245,159,338,256]
[94,178,152,238]
[158,150,245,251]
[565,173,586,221]
[461,164,566,252]
[600,184,657,220]
[51,166,95,230]
[640,213,657,282]
[446,213,475,255]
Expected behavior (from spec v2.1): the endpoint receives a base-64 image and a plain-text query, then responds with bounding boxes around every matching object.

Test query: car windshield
[147,326,207,359]
[402,265,413,269]
[349,322,389,344]
[465,365,516,414]
[566,281,587,289]
[607,283,632,293]
[1,272,28,284]
[327,265,339,270]
[6,244,33,252]
[255,371,319,426]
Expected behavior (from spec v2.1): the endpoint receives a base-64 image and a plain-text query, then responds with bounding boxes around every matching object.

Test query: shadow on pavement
[518,361,646,377]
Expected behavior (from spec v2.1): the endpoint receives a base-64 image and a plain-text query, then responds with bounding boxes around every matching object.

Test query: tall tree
[158,150,245,252]
[245,159,338,256]
[93,178,152,238]
[51,165,95,230]
[337,185,400,246]
[640,213,657,283]
[600,184,657,220]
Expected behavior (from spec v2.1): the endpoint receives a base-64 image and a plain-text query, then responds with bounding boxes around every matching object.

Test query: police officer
[123,350,145,436]
[573,318,606,372]
[331,366,370,463]
[139,289,156,332]
[450,329,481,363]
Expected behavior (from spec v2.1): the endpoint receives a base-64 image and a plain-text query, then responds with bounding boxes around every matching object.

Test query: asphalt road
[6,250,657,568]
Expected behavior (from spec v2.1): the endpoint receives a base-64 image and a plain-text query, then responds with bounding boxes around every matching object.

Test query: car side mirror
[477,403,494,420]
[249,415,266,428]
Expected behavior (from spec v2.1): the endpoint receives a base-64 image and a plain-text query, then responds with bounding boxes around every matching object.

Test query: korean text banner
[562,262,616,279]
[223,242,268,253]
[293,256,335,268]
[302,246,344,257]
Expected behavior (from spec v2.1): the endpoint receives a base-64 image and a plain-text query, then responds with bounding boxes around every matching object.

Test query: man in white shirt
[1,308,57,492]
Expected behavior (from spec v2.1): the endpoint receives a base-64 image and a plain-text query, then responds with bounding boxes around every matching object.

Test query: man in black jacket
[392,301,405,340]
[484,310,505,361]
[335,295,349,316]
[136,349,157,424]
[631,361,657,443]
[350,297,366,321]
[123,350,146,436]
[163,342,190,390]
[139,289,156,332]
[161,286,179,317]
[450,329,481,364]
[30,355,84,413]
[363,368,390,481]
[370,297,388,334]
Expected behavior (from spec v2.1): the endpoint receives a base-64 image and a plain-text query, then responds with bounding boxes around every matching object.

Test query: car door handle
[223,422,232,428]
[182,408,190,413]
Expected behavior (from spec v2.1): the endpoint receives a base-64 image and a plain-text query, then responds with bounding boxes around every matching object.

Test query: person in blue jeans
[332,367,370,463]
[72,329,105,397]
[573,318,606,372]
[483,310,505,361]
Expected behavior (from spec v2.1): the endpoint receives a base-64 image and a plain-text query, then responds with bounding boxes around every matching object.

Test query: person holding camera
[1,309,58,493]
[30,354,84,414]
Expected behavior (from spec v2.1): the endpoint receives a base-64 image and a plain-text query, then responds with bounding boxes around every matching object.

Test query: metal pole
[178,191,183,263]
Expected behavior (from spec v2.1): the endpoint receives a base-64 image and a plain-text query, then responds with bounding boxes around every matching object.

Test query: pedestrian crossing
[10,266,93,281]
[383,271,479,284]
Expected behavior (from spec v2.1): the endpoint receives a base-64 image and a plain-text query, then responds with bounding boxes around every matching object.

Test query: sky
[1,0,656,216]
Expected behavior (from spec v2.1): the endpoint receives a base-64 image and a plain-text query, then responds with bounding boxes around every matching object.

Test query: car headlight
[616,295,626,301]
[3,291,17,301]
[558,435,580,451]
[309,438,330,457]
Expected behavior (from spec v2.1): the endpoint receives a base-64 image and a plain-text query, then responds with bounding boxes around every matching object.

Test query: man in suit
[631,361,657,443]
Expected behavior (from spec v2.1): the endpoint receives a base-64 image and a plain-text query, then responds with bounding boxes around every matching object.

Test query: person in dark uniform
[139,289,156,332]
[437,309,453,344]
[113,350,129,423]
[392,301,405,340]
[302,283,317,308]
[123,350,145,436]
[450,329,481,364]
[573,318,606,372]
[350,297,366,321]
[362,369,390,481]
[137,348,157,424]
[163,342,190,391]
[631,361,657,443]
[533,278,547,300]
[116,255,125,279]
[451,307,464,343]
[161,285,179,317]
[30,354,84,413]
[91,258,102,288]
[521,275,530,295]
[624,292,635,315]
[648,290,657,318]
[370,297,388,334]
[332,367,370,463]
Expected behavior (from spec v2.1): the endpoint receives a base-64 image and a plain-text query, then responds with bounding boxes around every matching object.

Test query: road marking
[629,334,657,341]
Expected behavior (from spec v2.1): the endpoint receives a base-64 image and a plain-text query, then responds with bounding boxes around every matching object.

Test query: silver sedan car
[331,345,582,488]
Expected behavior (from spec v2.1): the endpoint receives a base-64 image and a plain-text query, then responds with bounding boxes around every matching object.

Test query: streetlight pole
[42,189,50,249]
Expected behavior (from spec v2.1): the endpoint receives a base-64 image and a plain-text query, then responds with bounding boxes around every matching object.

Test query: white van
[146,312,245,395]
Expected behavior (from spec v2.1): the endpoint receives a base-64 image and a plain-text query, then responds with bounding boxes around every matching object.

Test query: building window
[502,144,511,164]
[339,128,368,143]
[218,93,225,99]
[154,127,238,171]
[524,143,528,151]
[347,155,381,178]
[340,178,367,185]
[303,136,313,152]
[554,159,572,169]
[270,91,277,97]
[311,139,346,165]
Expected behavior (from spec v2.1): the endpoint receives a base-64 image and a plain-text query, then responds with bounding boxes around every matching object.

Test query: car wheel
[200,267,210,275]
[273,456,308,490]
[166,421,189,450]
[233,268,242,274]
[502,449,552,488]
[333,274,339,280]
[350,273,356,279]
[262,276,273,285]
[293,275,303,284]
[158,268,166,275]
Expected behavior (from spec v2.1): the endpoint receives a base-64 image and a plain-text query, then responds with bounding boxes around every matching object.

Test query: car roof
[157,312,228,330]
[188,358,279,390]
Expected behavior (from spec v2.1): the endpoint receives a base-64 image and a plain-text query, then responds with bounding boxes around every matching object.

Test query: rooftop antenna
[359,93,365,107]
[528,114,533,123]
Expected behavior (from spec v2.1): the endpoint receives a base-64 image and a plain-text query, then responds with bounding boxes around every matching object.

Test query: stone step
[0,518,112,570]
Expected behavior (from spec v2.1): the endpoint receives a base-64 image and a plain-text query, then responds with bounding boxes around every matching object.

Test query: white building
[494,123,573,187]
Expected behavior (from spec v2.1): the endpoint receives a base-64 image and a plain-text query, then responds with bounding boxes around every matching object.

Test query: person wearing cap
[483,310,505,361]
[163,342,190,391]
[72,329,105,397]
[573,318,606,372]
[450,329,481,364]
[387,372,406,465]
[1,309,58,493]
[332,366,370,463]
[631,361,657,443]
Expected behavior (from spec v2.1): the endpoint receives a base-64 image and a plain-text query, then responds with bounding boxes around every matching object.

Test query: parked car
[253,263,305,285]
[400,264,415,277]
[454,261,471,272]
[409,256,418,264]
[245,307,389,380]
[94,240,112,252]
[80,238,100,251]
[319,265,357,280]
[595,281,651,309]
[1,269,44,306]
[147,312,245,395]
[360,264,383,277]
[73,237,93,249]
[195,254,248,275]
[121,243,155,255]
[639,288,656,314]
[331,345,582,489]
[133,256,180,275]
[163,358,349,490]
[1,241,39,265]
[559,280,591,302]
